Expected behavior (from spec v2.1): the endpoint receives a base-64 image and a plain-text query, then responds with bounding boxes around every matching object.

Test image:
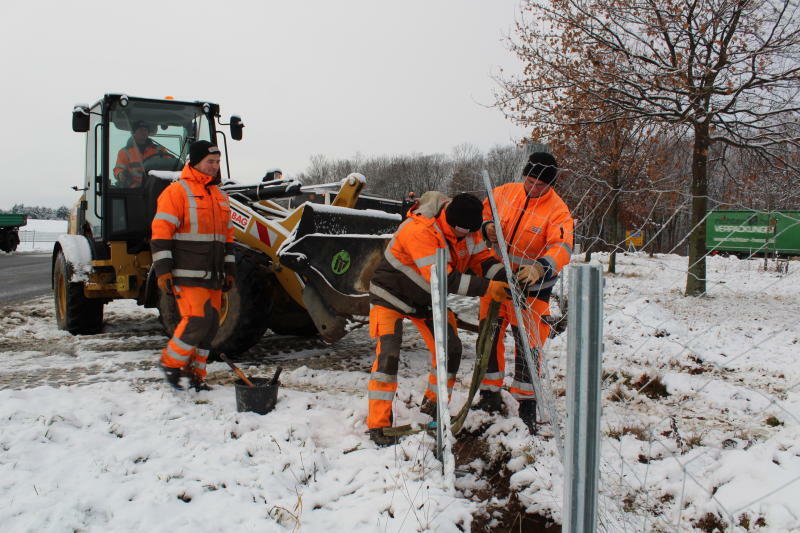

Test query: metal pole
[563,264,604,533]
[430,248,454,490]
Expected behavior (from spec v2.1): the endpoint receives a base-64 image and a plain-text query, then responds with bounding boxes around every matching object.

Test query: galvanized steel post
[431,248,454,489]
[563,264,604,533]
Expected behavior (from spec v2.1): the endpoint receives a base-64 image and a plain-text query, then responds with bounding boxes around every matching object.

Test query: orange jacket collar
[434,209,461,244]
[180,163,215,186]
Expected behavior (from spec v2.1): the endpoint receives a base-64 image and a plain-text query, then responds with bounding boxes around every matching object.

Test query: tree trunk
[608,173,621,274]
[685,123,710,296]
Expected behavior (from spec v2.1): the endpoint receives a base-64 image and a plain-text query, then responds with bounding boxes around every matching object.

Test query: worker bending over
[366,192,511,446]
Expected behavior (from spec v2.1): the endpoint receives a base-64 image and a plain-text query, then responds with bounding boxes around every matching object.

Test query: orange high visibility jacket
[483,182,574,296]
[150,164,235,289]
[114,138,173,187]
[369,192,505,316]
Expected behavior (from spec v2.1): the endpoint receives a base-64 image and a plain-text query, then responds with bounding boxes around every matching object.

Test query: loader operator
[476,152,574,433]
[114,120,174,188]
[150,141,235,391]
[366,192,512,447]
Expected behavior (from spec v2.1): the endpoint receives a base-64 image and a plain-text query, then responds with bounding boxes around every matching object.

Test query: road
[0,253,51,304]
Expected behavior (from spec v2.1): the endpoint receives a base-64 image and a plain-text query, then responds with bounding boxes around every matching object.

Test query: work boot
[475,390,503,413]
[190,375,213,392]
[420,397,437,420]
[369,428,397,447]
[518,399,538,434]
[160,364,186,391]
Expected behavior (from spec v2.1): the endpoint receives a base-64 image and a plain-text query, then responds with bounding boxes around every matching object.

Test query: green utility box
[706,210,800,256]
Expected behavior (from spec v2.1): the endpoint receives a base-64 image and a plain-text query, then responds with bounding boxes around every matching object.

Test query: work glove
[222,274,235,293]
[485,280,511,302]
[483,222,498,244]
[516,263,545,287]
[157,272,174,295]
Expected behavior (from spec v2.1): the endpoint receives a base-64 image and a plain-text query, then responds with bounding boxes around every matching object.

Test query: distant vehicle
[706,210,800,257]
[0,213,27,252]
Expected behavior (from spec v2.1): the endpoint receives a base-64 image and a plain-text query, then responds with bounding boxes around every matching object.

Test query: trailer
[705,210,800,257]
[0,213,27,253]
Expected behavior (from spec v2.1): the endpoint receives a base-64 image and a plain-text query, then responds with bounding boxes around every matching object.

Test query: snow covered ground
[0,253,798,532]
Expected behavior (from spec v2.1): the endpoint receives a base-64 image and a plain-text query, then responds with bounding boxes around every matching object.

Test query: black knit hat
[522,152,559,184]
[445,193,483,232]
[189,140,221,167]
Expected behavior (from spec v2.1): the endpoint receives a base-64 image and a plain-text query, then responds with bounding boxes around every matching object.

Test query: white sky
[0,0,528,209]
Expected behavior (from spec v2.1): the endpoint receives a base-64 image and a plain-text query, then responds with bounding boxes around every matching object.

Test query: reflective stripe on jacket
[369,191,504,316]
[114,138,172,187]
[483,183,574,284]
[150,164,235,289]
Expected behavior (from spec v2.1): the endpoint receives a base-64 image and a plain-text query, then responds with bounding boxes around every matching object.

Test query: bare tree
[449,143,485,195]
[498,0,800,295]
[485,144,531,186]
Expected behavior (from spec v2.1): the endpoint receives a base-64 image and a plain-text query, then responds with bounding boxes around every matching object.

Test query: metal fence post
[430,248,455,490]
[563,264,604,533]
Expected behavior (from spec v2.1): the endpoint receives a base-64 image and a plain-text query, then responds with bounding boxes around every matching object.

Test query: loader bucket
[278,203,401,341]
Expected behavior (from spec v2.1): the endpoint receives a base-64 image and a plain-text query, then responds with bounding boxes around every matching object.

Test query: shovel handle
[219,353,255,387]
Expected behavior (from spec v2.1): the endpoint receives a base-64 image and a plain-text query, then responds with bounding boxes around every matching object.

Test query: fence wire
[472,166,799,532]
[420,166,800,532]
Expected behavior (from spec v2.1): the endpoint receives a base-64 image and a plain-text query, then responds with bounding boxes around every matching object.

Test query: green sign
[331,250,351,275]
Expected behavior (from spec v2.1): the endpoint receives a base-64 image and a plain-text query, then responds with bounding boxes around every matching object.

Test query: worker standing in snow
[150,141,235,391]
[366,192,511,446]
[476,152,574,433]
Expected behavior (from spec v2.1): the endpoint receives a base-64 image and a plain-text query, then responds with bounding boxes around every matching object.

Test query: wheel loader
[54,93,403,355]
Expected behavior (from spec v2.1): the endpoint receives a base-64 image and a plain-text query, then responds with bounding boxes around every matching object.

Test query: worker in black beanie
[476,151,574,435]
[150,139,234,392]
[521,151,559,185]
[364,190,510,446]
[445,192,484,232]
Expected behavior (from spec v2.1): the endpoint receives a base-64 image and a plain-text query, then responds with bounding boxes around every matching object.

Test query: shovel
[219,353,255,387]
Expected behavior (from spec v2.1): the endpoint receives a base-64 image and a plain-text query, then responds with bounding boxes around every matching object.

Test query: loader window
[107,101,211,189]
[103,99,213,243]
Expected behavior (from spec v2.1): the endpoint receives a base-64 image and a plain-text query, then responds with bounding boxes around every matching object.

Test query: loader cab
[73,94,240,257]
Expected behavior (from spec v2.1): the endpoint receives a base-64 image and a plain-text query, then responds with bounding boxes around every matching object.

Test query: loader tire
[157,251,273,357]
[267,284,318,337]
[53,251,104,334]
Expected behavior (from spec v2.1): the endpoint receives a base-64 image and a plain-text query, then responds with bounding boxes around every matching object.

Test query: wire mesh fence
[17,230,61,248]
[463,165,800,532]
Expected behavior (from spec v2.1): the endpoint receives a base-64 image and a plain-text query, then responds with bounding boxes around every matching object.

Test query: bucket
[235,377,279,415]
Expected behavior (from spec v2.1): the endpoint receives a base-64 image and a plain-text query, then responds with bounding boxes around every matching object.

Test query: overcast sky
[0,0,528,209]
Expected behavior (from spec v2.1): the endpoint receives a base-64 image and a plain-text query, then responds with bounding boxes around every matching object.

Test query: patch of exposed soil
[454,425,561,533]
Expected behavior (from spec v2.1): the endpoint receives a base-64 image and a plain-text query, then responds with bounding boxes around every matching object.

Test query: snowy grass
[1,253,799,531]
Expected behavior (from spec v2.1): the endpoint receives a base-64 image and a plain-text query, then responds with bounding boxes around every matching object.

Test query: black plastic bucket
[235,377,279,415]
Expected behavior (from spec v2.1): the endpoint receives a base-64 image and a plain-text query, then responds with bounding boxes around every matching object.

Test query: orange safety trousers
[478,295,550,400]
[366,305,461,429]
[160,285,222,379]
